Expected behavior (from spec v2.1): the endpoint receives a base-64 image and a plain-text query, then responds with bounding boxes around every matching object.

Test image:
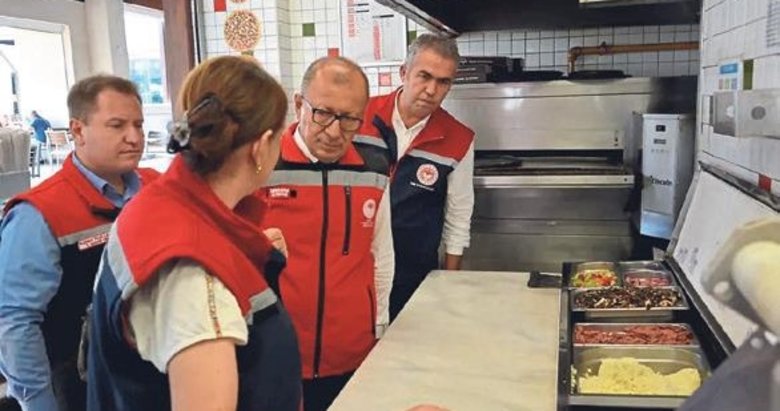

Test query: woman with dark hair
[86,55,301,411]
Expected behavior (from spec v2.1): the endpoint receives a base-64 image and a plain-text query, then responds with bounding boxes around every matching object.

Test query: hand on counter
[263,227,287,258]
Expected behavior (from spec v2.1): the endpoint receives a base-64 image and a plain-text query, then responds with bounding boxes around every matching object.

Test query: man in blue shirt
[28,111,51,145]
[0,75,159,411]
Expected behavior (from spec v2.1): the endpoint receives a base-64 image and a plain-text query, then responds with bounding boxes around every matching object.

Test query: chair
[143,130,165,158]
[46,130,73,165]
[29,142,40,177]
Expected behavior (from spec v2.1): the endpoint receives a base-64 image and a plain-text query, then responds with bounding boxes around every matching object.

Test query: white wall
[698,0,780,191]
[0,0,90,82]
[0,27,70,128]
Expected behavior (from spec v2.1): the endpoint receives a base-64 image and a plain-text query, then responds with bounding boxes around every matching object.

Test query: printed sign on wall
[341,0,406,64]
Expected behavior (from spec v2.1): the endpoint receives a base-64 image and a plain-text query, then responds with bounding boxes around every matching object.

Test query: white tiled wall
[200,1,700,97]
[698,0,780,183]
[457,25,700,77]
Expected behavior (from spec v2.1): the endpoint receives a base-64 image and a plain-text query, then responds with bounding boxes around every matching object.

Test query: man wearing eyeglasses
[361,34,475,321]
[260,56,394,411]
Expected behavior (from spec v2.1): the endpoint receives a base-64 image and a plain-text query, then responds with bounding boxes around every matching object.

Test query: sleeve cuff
[445,246,465,256]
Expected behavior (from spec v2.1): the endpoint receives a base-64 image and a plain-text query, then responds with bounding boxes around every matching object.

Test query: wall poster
[340,0,407,64]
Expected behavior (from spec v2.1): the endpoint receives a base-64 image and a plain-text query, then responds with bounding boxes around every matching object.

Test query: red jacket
[260,123,391,378]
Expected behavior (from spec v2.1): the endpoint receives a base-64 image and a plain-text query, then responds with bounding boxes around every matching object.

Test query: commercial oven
[442,77,697,272]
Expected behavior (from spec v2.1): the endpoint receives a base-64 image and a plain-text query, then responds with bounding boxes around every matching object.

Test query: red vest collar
[374,89,447,151]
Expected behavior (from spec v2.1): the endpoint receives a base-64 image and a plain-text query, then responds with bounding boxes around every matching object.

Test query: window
[124,6,167,105]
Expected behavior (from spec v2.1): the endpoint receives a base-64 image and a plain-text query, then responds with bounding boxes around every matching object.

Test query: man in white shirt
[360,34,475,320]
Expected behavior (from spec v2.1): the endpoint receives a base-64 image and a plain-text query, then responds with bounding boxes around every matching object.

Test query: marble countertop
[330,270,561,411]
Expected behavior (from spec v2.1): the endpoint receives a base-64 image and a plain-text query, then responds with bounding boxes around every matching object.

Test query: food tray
[569,346,711,408]
[570,286,689,320]
[573,323,699,347]
[622,269,675,287]
[618,260,666,271]
[568,262,620,288]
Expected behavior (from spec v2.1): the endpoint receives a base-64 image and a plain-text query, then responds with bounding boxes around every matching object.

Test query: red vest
[361,89,474,172]
[115,155,276,315]
[3,154,159,366]
[6,154,159,242]
[360,89,474,276]
[260,123,391,378]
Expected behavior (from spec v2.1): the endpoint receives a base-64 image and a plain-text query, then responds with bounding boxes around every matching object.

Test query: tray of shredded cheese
[569,346,710,408]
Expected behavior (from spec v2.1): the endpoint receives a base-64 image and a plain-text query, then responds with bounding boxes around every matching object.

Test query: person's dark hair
[67,75,142,123]
[170,55,287,176]
[300,56,369,100]
[404,33,460,69]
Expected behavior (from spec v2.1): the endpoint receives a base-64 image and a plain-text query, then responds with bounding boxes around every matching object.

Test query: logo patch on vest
[416,164,439,186]
[362,199,377,219]
[78,232,109,251]
[268,187,297,199]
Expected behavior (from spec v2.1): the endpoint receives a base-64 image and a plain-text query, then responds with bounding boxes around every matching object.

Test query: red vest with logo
[361,89,474,279]
[3,155,159,368]
[260,123,391,378]
[87,155,301,410]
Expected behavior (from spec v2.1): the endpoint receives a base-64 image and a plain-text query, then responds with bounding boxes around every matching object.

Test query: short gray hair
[403,34,460,68]
[300,56,369,99]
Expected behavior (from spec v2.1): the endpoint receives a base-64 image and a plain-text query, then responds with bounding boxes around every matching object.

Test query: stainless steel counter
[330,270,561,411]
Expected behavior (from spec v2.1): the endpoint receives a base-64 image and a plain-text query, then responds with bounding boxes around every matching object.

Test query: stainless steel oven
[442,77,698,272]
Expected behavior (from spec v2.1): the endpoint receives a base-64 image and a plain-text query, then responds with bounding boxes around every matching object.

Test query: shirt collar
[71,154,141,207]
[392,88,431,136]
[293,126,320,163]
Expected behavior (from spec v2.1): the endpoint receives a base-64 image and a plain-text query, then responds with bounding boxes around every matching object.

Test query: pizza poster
[341,0,406,64]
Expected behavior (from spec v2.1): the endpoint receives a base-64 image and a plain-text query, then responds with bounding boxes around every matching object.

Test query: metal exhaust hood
[377,0,701,36]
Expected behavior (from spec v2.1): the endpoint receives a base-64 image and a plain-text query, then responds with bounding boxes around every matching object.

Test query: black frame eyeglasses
[302,97,364,132]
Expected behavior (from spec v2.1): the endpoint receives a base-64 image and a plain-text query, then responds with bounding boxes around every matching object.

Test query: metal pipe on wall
[568,41,699,73]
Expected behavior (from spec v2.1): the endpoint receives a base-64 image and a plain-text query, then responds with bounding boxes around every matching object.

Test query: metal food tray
[570,286,689,321]
[572,322,700,347]
[617,260,666,271]
[569,346,711,408]
[567,261,621,288]
[622,269,676,288]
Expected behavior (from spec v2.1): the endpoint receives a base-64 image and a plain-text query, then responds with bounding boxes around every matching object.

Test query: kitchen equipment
[443,77,697,272]
[635,113,695,239]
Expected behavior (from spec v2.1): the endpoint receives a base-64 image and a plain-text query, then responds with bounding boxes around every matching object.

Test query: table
[330,270,561,411]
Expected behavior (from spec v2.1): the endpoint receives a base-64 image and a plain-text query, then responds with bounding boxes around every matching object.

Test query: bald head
[300,56,369,100]
[294,56,370,163]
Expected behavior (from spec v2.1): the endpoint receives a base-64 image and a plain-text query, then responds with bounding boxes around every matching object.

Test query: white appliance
[637,113,695,239]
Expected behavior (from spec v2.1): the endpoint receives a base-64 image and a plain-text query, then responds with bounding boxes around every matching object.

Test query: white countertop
[330,270,561,411]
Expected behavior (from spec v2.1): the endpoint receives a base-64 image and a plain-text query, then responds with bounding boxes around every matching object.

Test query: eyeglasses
[302,97,363,132]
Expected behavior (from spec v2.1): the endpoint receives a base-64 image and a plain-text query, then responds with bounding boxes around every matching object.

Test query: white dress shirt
[294,129,394,335]
[389,93,475,256]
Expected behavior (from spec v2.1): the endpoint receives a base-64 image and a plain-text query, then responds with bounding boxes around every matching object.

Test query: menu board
[341,0,406,64]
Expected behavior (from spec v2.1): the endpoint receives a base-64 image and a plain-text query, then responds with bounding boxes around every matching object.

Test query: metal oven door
[463,174,635,272]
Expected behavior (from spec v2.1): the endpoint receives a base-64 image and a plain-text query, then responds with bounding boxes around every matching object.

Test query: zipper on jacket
[367,287,376,338]
[342,185,352,255]
[313,168,329,378]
